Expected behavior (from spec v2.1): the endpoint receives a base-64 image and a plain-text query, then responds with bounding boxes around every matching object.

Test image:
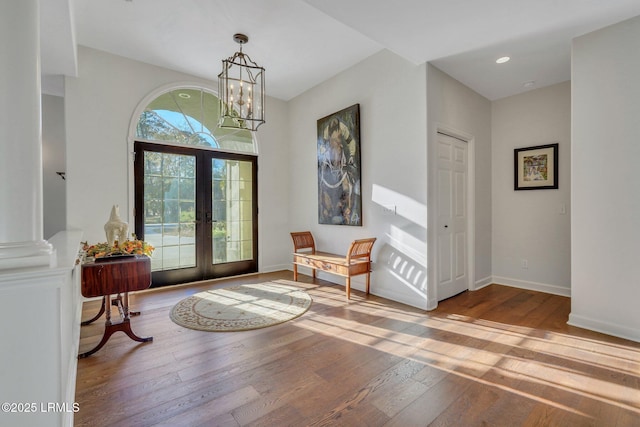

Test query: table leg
[104,293,112,325]
[112,293,141,316]
[78,292,153,359]
[80,296,106,326]
[123,292,130,319]
[78,320,153,359]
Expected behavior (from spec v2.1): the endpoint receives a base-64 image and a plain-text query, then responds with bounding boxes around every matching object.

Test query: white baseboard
[473,276,492,290]
[568,313,640,343]
[491,276,571,297]
[289,269,430,311]
[373,286,429,310]
[259,263,291,274]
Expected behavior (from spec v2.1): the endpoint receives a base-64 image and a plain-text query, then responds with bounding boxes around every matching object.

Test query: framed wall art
[514,143,558,190]
[317,104,361,226]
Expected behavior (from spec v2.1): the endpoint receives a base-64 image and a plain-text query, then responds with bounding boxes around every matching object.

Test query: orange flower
[82,239,154,258]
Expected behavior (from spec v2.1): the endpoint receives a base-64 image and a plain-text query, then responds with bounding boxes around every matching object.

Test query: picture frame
[514,143,558,190]
[317,104,362,226]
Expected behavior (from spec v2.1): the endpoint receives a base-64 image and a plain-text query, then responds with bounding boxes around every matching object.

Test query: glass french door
[134,142,257,287]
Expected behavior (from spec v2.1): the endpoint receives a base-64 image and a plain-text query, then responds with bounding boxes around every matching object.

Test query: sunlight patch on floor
[295,304,640,416]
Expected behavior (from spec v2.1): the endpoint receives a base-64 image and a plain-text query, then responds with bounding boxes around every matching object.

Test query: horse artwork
[104,204,129,246]
[317,104,362,226]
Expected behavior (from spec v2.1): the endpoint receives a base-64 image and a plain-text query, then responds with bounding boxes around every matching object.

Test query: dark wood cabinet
[81,255,151,298]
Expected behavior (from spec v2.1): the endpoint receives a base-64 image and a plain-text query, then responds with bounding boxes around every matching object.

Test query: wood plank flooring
[74,271,640,426]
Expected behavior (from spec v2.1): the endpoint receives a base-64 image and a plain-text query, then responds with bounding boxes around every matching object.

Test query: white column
[0,0,54,268]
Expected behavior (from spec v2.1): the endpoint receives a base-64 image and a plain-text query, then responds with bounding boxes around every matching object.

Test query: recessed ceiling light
[496,56,510,64]
[178,93,191,99]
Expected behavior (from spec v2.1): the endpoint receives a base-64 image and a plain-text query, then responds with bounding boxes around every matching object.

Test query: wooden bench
[290,231,376,299]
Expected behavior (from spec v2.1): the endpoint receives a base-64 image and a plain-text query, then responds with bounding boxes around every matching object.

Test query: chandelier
[218,33,265,131]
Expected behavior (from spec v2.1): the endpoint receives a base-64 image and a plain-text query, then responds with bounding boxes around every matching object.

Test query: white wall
[64,47,490,311]
[42,94,67,239]
[65,47,291,272]
[254,96,292,273]
[288,50,430,308]
[285,52,494,310]
[570,16,640,341]
[427,64,493,305]
[60,35,639,341]
[0,230,83,427]
[491,82,571,296]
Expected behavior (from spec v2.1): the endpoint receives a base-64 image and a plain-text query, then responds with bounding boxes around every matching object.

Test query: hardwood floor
[74,271,640,426]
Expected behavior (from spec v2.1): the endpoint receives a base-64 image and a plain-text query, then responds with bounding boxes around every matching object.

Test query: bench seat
[291,231,376,299]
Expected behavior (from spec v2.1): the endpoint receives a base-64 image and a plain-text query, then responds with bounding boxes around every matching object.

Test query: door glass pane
[143,151,196,271]
[212,159,253,264]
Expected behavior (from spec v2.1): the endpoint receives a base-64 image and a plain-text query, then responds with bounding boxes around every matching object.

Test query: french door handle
[205,212,212,224]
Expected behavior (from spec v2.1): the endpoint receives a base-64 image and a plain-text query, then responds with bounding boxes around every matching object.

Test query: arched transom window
[135,88,256,154]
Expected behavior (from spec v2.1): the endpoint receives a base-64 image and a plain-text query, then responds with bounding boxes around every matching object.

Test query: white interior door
[437,133,468,301]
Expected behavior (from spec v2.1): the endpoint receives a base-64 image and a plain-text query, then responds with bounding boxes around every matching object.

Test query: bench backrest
[291,232,376,263]
[346,237,376,263]
[290,231,315,254]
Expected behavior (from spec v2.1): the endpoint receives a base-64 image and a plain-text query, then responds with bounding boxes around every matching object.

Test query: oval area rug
[170,281,312,332]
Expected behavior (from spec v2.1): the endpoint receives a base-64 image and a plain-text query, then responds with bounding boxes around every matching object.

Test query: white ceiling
[41,0,640,101]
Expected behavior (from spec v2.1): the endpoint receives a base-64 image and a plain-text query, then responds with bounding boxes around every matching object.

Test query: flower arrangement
[83,237,154,259]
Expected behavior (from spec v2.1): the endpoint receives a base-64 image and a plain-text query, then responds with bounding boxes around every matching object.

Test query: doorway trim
[124,82,261,286]
[133,141,258,286]
[430,123,476,308]
[125,81,260,228]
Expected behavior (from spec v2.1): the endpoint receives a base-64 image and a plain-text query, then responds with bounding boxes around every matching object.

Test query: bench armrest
[291,231,316,254]
[346,237,376,263]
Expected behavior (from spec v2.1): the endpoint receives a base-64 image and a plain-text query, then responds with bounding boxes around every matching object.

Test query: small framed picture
[514,143,558,190]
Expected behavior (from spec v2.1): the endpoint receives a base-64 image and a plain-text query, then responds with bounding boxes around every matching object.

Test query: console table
[79,255,153,358]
